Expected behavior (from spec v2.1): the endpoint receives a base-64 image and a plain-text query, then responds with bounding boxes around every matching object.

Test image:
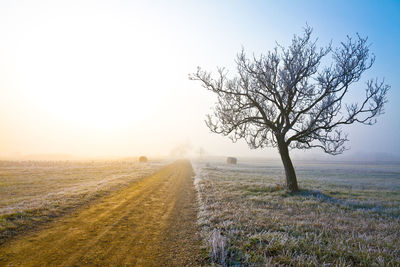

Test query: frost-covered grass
[0,159,166,244]
[193,158,400,266]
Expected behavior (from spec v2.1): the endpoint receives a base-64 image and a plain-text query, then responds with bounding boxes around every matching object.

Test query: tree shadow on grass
[291,189,399,219]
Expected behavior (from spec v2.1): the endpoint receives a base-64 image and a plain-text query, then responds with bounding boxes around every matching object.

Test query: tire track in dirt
[0,160,202,266]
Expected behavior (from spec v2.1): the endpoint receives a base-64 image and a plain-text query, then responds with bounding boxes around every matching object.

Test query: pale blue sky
[0,0,399,159]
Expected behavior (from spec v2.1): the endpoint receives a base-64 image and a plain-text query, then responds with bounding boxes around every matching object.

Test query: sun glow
[7,2,187,138]
[15,10,158,130]
[0,1,200,157]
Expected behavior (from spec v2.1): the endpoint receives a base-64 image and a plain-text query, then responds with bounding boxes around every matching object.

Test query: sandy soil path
[0,160,202,266]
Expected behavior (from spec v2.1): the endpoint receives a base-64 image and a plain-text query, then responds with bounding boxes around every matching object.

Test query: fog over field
[1,1,400,265]
[0,0,399,161]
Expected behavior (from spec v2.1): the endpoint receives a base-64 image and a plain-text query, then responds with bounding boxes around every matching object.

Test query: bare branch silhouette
[190,26,389,192]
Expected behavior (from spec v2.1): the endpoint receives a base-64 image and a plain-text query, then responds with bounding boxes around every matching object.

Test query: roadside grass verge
[193,160,400,266]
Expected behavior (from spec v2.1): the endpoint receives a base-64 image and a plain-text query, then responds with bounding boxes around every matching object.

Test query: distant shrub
[226,157,237,164]
[139,156,148,163]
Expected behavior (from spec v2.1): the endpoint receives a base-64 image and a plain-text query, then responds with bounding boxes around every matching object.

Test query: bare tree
[189,26,389,192]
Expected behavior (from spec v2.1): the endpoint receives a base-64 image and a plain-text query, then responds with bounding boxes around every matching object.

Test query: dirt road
[0,160,202,266]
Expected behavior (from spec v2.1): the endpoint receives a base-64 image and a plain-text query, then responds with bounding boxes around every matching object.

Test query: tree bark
[277,136,299,192]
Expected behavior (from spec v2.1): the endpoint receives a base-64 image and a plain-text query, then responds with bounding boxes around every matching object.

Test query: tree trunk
[277,136,299,192]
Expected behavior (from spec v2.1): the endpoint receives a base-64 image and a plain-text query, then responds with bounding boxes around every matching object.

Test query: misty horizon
[1,1,399,162]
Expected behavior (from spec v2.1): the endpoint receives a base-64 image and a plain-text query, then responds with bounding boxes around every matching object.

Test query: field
[193,159,400,266]
[1,158,399,266]
[0,160,201,266]
[0,159,166,244]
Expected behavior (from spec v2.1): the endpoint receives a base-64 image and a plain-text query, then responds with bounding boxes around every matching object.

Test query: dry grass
[193,159,400,266]
[0,159,166,244]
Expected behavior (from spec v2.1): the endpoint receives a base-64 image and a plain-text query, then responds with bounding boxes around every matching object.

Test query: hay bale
[226,157,237,164]
[138,156,148,163]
